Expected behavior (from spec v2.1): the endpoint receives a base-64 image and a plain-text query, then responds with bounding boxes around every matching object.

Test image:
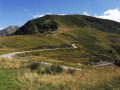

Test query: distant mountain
[14,14,120,35]
[0,25,19,36]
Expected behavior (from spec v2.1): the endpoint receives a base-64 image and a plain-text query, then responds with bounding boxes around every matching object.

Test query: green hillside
[15,14,120,35]
[1,15,120,65]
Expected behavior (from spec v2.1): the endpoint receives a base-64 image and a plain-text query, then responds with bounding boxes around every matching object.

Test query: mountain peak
[0,25,20,36]
[14,15,120,35]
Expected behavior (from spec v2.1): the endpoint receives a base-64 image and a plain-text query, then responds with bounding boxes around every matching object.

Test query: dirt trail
[93,63,113,67]
[0,44,113,70]
[0,44,82,70]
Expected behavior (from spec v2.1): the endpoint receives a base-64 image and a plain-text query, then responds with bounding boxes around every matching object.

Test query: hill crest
[14,14,120,35]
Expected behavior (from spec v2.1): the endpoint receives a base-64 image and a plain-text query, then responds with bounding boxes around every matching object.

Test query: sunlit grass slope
[1,15,120,64]
[15,27,120,65]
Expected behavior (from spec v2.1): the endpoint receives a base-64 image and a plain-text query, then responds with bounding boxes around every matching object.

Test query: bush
[38,65,63,75]
[51,65,63,73]
[28,63,40,70]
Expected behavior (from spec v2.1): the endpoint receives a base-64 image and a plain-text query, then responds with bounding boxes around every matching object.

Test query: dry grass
[0,57,20,69]
[29,56,86,67]
[51,27,73,36]
[0,57,119,89]
[17,65,120,90]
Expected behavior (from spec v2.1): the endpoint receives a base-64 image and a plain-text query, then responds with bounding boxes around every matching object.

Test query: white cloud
[0,28,3,30]
[33,14,45,18]
[95,9,120,22]
[94,14,97,17]
[33,13,52,18]
[24,9,28,12]
[33,13,69,18]
[46,13,52,15]
[58,14,66,16]
[83,12,89,16]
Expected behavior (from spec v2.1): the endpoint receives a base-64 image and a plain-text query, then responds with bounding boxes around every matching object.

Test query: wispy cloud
[24,9,29,12]
[46,13,52,15]
[33,14,45,18]
[95,9,120,22]
[33,13,67,18]
[58,14,66,16]
[33,13,52,18]
[83,12,89,16]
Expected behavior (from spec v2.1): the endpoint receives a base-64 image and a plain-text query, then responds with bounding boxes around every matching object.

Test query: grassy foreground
[0,57,120,89]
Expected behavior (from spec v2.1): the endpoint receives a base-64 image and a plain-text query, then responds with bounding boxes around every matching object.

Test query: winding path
[0,49,58,59]
[1,44,77,59]
[0,44,113,70]
[0,44,83,70]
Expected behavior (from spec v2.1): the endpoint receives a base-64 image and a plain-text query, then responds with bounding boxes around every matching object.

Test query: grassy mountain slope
[15,27,119,65]
[1,15,120,64]
[15,14,120,35]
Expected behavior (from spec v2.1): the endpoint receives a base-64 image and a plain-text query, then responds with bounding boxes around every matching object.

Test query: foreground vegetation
[0,57,120,89]
[19,65,120,90]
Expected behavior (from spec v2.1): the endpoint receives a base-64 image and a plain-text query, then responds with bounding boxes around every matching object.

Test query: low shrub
[37,65,63,75]
[28,63,40,70]
[44,65,63,75]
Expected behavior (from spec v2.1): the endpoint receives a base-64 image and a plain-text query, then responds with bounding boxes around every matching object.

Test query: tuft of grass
[0,58,20,69]
[45,65,63,75]
[27,63,63,75]
[67,69,75,74]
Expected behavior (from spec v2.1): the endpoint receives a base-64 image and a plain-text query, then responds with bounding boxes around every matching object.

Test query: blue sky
[1,0,120,29]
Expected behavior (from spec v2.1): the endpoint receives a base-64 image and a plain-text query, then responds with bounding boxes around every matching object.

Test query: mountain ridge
[14,14,120,35]
[0,25,19,36]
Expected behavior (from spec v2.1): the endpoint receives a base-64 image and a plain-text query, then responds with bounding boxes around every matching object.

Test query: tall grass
[0,58,21,89]
[0,57,119,89]
[17,65,120,90]
[0,57,20,69]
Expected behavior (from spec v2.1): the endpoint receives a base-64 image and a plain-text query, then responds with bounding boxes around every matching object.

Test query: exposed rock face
[0,25,19,36]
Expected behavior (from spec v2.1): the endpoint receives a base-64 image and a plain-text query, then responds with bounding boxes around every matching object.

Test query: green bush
[37,65,63,75]
[51,65,63,74]
[28,63,40,70]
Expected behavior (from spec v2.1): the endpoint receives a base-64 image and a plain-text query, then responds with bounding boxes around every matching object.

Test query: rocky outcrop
[0,25,19,36]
